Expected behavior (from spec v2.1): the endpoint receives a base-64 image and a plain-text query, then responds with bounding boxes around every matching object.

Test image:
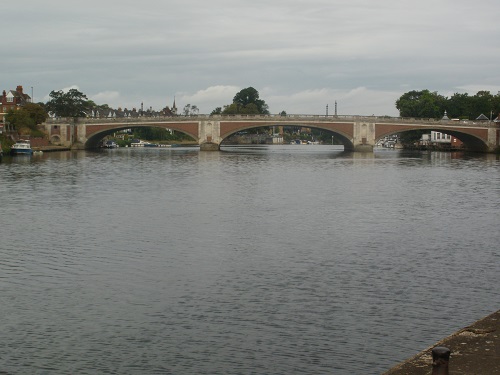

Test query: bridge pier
[352,121,376,151]
[353,144,374,152]
[199,142,220,151]
[198,120,222,151]
[487,128,499,152]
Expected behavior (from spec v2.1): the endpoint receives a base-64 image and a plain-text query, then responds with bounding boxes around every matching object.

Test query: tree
[447,93,471,119]
[6,109,35,130]
[210,107,222,115]
[222,87,270,115]
[492,93,500,120]
[182,104,199,116]
[45,89,92,118]
[5,107,46,137]
[471,91,494,119]
[395,90,447,119]
[240,103,259,115]
[398,130,428,146]
[396,89,500,120]
[222,103,240,115]
[22,103,48,124]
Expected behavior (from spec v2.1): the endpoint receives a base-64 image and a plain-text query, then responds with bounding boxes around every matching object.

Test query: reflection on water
[1,146,499,374]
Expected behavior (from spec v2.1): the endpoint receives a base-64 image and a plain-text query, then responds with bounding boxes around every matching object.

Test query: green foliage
[0,134,14,153]
[398,130,428,146]
[447,93,471,119]
[222,87,270,115]
[469,91,500,119]
[221,103,240,115]
[5,107,47,137]
[6,109,35,130]
[45,89,92,118]
[396,89,500,120]
[395,90,447,118]
[210,107,222,115]
[115,139,130,148]
[23,103,49,124]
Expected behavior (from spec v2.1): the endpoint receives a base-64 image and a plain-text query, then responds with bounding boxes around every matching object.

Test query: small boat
[10,140,33,155]
[104,140,118,148]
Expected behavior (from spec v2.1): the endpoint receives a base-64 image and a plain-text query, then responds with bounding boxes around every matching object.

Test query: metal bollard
[431,346,450,375]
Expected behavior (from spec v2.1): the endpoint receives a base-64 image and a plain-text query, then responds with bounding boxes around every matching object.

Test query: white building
[430,131,452,144]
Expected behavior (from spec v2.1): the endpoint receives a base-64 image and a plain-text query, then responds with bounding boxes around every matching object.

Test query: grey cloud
[3,0,499,115]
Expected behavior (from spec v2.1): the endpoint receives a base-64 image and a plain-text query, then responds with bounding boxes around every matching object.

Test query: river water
[0,145,499,374]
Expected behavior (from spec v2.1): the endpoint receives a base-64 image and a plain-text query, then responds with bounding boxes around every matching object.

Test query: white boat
[104,140,118,148]
[130,139,157,147]
[10,140,33,155]
[130,139,146,147]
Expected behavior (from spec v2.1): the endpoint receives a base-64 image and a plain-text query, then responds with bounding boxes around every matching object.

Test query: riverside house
[1,85,32,122]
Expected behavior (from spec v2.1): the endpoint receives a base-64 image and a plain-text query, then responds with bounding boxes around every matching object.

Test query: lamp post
[31,87,33,103]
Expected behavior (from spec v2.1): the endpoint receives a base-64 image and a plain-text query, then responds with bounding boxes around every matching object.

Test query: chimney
[16,85,23,94]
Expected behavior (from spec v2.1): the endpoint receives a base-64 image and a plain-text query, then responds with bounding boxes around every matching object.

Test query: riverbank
[383,309,500,374]
[32,145,71,152]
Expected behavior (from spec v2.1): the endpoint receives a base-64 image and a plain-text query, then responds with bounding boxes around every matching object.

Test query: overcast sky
[2,0,499,116]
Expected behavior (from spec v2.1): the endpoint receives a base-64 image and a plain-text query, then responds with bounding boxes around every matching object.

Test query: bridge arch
[218,121,355,150]
[376,125,491,152]
[83,123,198,149]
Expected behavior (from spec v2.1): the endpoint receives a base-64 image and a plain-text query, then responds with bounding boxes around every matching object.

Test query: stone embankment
[32,145,70,152]
[383,309,499,374]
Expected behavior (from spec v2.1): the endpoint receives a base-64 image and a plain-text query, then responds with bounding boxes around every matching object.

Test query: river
[0,145,499,374]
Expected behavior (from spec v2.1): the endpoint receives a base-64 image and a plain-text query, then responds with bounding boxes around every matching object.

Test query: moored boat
[130,139,146,147]
[10,140,33,155]
[131,139,158,147]
[104,140,118,148]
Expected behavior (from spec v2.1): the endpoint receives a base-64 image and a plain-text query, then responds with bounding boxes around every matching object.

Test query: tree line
[396,89,500,120]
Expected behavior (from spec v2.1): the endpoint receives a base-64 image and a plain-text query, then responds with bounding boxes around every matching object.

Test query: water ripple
[0,148,499,374]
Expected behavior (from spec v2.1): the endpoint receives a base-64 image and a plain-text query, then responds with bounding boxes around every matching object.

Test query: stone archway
[50,134,61,145]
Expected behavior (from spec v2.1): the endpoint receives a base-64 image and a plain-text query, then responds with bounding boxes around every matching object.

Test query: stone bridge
[42,115,500,152]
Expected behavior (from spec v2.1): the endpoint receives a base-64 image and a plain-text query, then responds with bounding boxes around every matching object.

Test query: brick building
[1,85,32,122]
